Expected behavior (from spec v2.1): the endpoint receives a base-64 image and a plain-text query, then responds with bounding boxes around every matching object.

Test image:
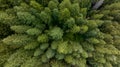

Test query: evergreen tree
[0,0,120,67]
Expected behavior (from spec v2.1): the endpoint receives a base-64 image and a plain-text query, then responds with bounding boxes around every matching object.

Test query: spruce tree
[0,0,120,67]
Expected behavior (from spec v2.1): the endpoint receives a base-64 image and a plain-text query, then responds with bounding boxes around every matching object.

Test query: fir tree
[0,0,120,67]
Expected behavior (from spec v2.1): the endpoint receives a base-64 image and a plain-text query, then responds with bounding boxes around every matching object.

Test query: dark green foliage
[0,23,13,39]
[0,0,120,67]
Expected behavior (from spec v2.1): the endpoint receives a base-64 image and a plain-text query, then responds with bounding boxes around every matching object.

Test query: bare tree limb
[92,0,104,10]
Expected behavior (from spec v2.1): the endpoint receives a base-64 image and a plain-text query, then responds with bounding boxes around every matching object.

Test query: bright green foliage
[0,11,16,25]
[17,12,36,24]
[34,48,43,56]
[21,57,42,67]
[59,8,71,21]
[64,55,75,65]
[64,17,75,28]
[55,53,64,60]
[40,43,49,50]
[48,27,63,40]
[80,25,88,34]
[91,14,104,19]
[40,11,52,24]
[57,41,69,54]
[51,41,60,50]
[87,20,98,30]
[0,41,12,66]
[37,34,49,43]
[80,8,87,18]
[2,34,32,46]
[24,41,39,50]
[0,0,120,67]
[48,1,58,10]
[87,38,100,44]
[70,3,80,16]
[30,1,43,11]
[4,49,32,67]
[100,2,120,22]
[26,28,41,35]
[82,42,94,52]
[11,25,31,33]
[46,48,55,59]
[70,25,81,33]
[85,3,120,66]
[59,0,72,10]
[50,60,68,67]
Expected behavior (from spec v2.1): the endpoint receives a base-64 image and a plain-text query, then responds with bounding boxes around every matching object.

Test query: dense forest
[0,0,120,67]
